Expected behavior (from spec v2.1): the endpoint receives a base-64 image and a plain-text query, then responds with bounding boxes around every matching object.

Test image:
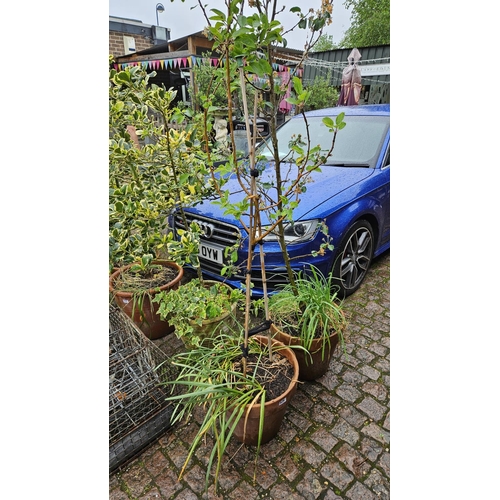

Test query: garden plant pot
[232,335,299,446]
[109,260,184,340]
[183,281,239,350]
[270,323,340,381]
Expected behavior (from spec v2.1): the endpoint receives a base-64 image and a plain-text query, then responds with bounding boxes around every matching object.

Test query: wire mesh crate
[109,304,179,472]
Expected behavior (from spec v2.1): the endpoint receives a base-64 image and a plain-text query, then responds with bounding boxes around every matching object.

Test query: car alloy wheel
[333,220,374,297]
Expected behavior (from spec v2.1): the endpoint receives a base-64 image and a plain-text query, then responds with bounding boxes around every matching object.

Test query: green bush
[304,71,339,110]
[109,60,212,270]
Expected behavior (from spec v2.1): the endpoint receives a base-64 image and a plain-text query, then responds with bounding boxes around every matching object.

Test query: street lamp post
[156,3,165,26]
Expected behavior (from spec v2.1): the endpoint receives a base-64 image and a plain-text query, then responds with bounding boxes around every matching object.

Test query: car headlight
[261,219,320,244]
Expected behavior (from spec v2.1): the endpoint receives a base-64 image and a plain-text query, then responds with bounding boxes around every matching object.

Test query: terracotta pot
[270,323,340,381]
[109,260,184,340]
[232,335,299,446]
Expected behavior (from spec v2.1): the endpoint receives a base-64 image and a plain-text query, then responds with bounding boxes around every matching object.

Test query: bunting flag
[272,63,289,72]
[114,56,303,79]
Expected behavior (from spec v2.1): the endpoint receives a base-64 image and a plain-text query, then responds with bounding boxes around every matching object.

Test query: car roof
[302,103,390,118]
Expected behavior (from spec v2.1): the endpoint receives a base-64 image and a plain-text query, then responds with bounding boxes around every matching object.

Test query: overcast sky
[108,0,352,50]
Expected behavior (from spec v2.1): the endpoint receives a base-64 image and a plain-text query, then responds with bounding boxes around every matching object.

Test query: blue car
[174,104,390,297]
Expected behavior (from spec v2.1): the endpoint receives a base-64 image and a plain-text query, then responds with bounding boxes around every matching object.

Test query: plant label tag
[279,397,287,406]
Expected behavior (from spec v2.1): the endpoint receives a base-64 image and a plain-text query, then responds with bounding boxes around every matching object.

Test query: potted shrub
[268,265,347,380]
[161,329,299,490]
[109,60,211,339]
[152,278,245,349]
[109,255,184,340]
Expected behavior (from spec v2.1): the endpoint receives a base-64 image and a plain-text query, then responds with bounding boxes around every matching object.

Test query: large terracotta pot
[232,335,299,446]
[109,260,184,340]
[270,323,340,381]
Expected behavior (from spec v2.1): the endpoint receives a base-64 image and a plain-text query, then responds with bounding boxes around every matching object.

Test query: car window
[383,145,390,168]
[257,115,389,168]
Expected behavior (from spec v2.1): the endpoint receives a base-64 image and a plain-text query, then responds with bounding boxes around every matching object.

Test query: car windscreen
[257,115,389,168]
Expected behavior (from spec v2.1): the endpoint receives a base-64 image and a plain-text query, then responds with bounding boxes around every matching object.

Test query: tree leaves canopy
[311,34,337,52]
[339,0,390,48]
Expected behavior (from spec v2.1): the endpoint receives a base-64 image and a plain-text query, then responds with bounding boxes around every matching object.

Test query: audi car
[174,104,390,297]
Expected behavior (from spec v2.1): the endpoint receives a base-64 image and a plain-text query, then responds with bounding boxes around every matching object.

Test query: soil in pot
[230,335,299,445]
[109,261,183,340]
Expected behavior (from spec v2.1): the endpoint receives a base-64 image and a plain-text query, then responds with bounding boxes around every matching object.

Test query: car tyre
[332,220,374,298]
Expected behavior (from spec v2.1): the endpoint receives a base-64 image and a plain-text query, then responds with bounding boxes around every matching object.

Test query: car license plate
[199,242,224,264]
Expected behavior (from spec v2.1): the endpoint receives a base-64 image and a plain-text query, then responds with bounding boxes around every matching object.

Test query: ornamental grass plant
[269,265,347,362]
[160,329,298,490]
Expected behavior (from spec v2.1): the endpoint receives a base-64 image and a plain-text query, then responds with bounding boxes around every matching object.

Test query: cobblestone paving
[110,251,390,499]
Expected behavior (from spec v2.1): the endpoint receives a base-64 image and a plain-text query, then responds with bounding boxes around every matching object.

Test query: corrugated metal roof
[303,45,390,86]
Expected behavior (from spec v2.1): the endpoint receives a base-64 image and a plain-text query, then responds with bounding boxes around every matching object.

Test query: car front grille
[173,212,241,273]
[173,212,304,291]
[233,268,290,289]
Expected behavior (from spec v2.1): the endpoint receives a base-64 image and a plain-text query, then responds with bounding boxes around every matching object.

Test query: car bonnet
[188,160,374,227]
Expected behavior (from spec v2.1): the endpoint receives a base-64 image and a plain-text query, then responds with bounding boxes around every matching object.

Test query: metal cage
[109,304,179,472]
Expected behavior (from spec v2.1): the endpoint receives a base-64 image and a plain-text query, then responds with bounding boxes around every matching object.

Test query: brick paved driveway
[110,250,390,499]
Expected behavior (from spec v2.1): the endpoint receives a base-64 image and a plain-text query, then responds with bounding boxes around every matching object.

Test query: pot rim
[270,321,342,348]
[109,260,184,297]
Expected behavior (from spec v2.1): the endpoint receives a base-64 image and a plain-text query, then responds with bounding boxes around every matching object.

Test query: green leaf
[237,14,247,27]
[172,111,185,123]
[322,117,334,128]
[209,9,226,21]
[292,76,303,95]
[115,72,130,83]
[335,112,345,126]
[298,91,310,102]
